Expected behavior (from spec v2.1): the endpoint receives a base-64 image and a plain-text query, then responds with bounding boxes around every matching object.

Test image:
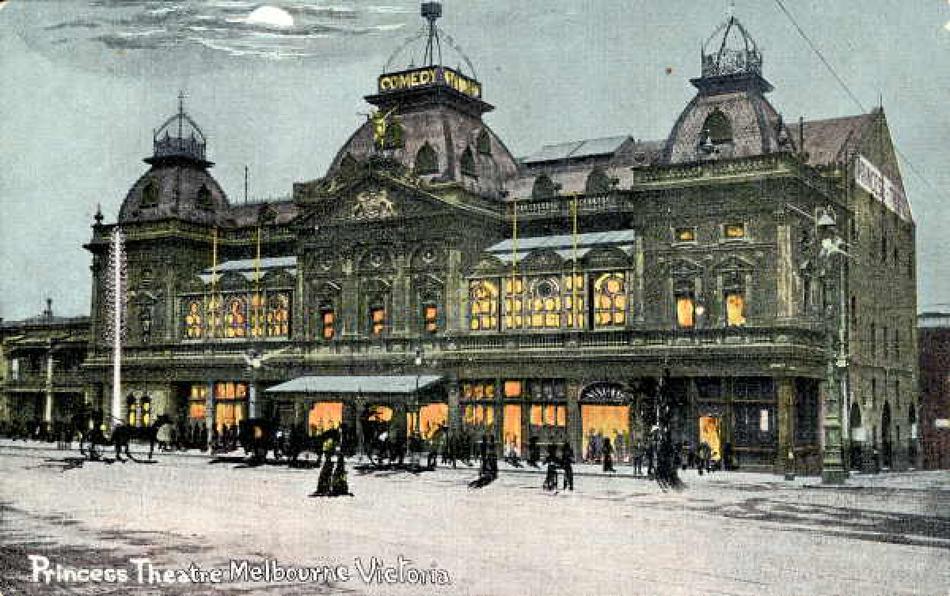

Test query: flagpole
[571,194,579,328]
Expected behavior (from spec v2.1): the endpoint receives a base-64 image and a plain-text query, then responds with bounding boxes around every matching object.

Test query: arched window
[224,295,248,338]
[702,110,733,144]
[460,146,477,177]
[532,173,557,199]
[469,279,499,331]
[526,277,561,329]
[585,167,612,195]
[141,179,159,208]
[183,299,204,339]
[196,184,213,209]
[266,293,290,337]
[384,121,404,149]
[476,129,492,155]
[414,143,439,175]
[593,272,626,327]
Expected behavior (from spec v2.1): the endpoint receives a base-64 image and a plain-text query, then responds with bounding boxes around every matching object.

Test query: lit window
[183,299,204,339]
[503,277,525,330]
[266,293,290,337]
[250,293,265,338]
[423,304,438,333]
[127,395,137,426]
[526,277,561,329]
[725,291,746,326]
[320,309,335,340]
[370,306,386,336]
[676,293,695,328]
[206,295,222,338]
[504,380,522,399]
[594,272,626,328]
[530,404,566,428]
[224,296,248,338]
[564,273,586,329]
[141,397,151,427]
[188,384,207,421]
[724,223,745,239]
[674,227,696,243]
[470,279,499,331]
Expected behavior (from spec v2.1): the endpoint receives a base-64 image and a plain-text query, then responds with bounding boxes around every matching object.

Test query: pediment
[299,176,457,228]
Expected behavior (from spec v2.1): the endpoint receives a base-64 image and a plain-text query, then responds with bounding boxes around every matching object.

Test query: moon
[246,5,295,29]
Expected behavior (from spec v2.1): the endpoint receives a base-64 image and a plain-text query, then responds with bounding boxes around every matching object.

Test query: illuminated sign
[854,155,913,223]
[378,66,482,99]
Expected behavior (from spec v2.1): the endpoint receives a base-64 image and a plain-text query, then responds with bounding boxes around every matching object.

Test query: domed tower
[118,94,229,225]
[325,2,519,199]
[662,16,795,164]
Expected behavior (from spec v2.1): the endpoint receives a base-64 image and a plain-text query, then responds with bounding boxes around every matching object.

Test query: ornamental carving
[352,189,396,221]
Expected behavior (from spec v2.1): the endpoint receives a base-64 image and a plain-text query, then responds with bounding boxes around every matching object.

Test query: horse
[110,414,173,462]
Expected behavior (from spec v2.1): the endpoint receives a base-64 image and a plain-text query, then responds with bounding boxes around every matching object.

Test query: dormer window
[585,167,612,195]
[476,129,492,155]
[699,109,733,152]
[531,173,558,200]
[460,146,477,178]
[415,143,439,175]
[141,179,159,208]
[196,184,213,209]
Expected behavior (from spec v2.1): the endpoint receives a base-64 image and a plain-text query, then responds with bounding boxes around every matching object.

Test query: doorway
[581,405,630,462]
[698,415,722,461]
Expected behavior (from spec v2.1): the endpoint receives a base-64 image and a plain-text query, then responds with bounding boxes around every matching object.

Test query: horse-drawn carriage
[70,404,172,462]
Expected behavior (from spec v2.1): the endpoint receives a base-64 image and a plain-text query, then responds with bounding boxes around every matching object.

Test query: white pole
[110,229,125,429]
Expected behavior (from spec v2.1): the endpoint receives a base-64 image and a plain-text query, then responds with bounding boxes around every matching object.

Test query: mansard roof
[800,112,876,168]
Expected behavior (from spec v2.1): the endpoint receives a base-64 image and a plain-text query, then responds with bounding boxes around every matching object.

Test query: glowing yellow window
[724,223,745,239]
[530,405,543,426]
[469,280,499,331]
[675,227,696,242]
[677,295,695,328]
[184,299,203,338]
[424,304,438,333]
[370,307,385,336]
[594,272,627,328]
[726,292,746,326]
[504,380,522,399]
[321,310,335,340]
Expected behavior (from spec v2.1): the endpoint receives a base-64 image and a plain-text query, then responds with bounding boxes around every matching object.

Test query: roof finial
[177,89,187,139]
[727,0,736,18]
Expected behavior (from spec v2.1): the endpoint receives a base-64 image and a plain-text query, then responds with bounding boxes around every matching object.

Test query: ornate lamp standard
[816,208,849,484]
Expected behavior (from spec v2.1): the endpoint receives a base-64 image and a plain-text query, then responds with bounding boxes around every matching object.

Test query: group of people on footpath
[312,432,351,497]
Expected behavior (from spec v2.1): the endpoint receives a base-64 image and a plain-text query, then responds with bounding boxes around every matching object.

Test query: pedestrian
[633,440,644,475]
[561,441,574,491]
[314,451,334,496]
[478,434,489,475]
[330,453,351,496]
[603,437,616,473]
[542,444,559,491]
[527,436,541,468]
[199,423,209,452]
[487,435,498,479]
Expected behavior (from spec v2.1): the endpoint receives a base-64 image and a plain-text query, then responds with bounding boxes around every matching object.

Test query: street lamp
[816,207,849,485]
[413,346,424,436]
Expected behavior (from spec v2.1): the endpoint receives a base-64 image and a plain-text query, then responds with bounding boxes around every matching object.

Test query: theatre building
[76,6,918,475]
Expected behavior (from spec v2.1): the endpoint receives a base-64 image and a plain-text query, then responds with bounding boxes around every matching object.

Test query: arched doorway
[580,383,633,463]
[849,402,863,470]
[881,401,892,469]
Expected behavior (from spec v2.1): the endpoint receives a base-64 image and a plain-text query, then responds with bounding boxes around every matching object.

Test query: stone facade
[3,12,920,476]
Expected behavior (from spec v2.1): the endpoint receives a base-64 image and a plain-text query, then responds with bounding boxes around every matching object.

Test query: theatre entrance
[699,415,722,461]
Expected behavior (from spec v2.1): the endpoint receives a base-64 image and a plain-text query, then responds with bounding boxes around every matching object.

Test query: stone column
[446,248,464,333]
[447,377,461,435]
[391,253,411,337]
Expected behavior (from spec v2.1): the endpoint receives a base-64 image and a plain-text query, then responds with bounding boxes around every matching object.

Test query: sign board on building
[854,155,913,223]
[378,66,482,99]
[936,418,950,430]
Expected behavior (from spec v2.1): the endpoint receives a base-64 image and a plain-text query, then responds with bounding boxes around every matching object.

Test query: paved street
[0,442,948,596]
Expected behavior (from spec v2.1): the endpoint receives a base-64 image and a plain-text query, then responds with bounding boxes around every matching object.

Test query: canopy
[265,375,443,395]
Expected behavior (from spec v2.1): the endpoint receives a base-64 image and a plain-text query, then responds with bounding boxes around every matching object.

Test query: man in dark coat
[561,441,574,491]
[602,437,616,473]
[527,436,541,468]
[331,453,351,496]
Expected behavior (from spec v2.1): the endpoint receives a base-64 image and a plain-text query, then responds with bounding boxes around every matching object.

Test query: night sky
[1,0,948,320]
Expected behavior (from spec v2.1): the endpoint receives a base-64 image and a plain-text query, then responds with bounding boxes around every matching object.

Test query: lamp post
[413,346,424,436]
[817,207,849,484]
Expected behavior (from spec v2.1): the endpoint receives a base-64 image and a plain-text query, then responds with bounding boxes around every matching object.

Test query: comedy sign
[378,66,482,99]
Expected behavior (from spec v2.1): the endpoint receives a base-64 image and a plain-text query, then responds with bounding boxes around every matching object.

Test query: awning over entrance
[265,375,443,395]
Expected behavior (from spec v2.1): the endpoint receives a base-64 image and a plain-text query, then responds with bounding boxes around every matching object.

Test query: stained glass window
[224,295,248,338]
[184,299,204,339]
[469,279,499,331]
[593,272,626,328]
[266,293,290,337]
[206,295,223,338]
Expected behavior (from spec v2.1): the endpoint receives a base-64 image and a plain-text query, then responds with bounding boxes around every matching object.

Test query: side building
[918,311,950,469]
[74,8,917,476]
